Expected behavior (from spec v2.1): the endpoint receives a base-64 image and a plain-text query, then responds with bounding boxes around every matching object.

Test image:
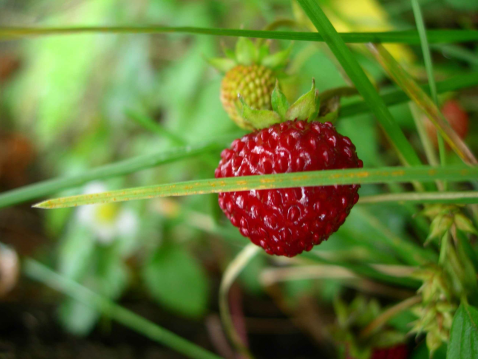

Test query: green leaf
[34,165,478,209]
[447,303,478,359]
[2,26,478,44]
[143,245,208,318]
[271,80,289,119]
[296,0,422,167]
[359,191,478,206]
[235,37,256,65]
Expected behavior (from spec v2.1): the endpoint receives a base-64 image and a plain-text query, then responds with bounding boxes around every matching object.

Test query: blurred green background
[0,0,477,358]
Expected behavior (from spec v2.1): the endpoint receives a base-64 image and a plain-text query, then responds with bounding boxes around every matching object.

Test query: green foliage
[143,244,209,318]
[448,303,478,359]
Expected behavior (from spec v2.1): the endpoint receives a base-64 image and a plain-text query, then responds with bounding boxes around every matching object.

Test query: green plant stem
[358,191,478,205]
[0,141,226,209]
[297,0,422,167]
[411,0,447,190]
[359,295,422,338]
[219,244,260,359]
[23,258,223,359]
[33,165,478,209]
[340,72,478,119]
[1,26,477,43]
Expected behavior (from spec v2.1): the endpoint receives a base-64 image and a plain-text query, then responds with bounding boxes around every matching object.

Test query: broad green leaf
[448,303,478,359]
[1,26,478,44]
[33,165,478,209]
[296,0,422,167]
[143,245,208,318]
[367,43,477,165]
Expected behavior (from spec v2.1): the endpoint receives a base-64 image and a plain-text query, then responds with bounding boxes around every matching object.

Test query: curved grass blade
[340,72,478,119]
[296,0,422,167]
[368,43,477,165]
[34,165,478,209]
[1,26,477,44]
[24,259,223,359]
[0,141,227,209]
[359,191,478,205]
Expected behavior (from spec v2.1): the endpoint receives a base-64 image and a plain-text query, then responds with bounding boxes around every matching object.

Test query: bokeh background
[0,0,477,358]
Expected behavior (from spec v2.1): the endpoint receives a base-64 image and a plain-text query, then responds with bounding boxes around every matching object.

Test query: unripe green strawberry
[220,64,275,130]
[209,38,291,129]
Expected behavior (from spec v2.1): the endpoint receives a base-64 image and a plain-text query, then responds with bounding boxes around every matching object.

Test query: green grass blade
[411,0,447,189]
[297,0,422,167]
[0,141,226,209]
[355,207,436,265]
[359,191,478,205]
[432,44,478,66]
[1,26,477,44]
[368,43,477,165]
[340,72,478,119]
[34,165,478,209]
[24,259,223,359]
[411,0,438,105]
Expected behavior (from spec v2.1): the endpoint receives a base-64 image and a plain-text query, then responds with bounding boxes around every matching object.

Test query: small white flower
[77,182,138,244]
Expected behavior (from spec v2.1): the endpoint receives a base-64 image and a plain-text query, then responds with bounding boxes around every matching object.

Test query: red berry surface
[215,120,363,257]
[371,345,408,359]
[424,99,469,148]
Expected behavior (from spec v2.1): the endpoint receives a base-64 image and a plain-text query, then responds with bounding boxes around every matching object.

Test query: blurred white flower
[77,182,138,244]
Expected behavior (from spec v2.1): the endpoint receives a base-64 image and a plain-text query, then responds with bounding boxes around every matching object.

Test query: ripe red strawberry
[215,81,362,257]
[209,38,291,130]
[424,99,469,148]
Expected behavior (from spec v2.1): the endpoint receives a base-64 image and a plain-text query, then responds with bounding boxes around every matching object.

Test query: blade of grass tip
[23,258,223,359]
[296,0,423,168]
[0,141,227,209]
[33,165,478,209]
[411,0,447,190]
[1,26,478,44]
[359,191,478,205]
[219,244,260,359]
[340,72,478,119]
[368,43,478,165]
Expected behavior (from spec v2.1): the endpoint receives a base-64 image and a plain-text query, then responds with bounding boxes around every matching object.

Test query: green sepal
[454,213,478,235]
[235,96,282,130]
[261,44,292,70]
[220,41,237,60]
[207,57,236,73]
[285,79,320,122]
[257,41,271,63]
[271,80,289,119]
[235,37,257,65]
[426,214,454,244]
